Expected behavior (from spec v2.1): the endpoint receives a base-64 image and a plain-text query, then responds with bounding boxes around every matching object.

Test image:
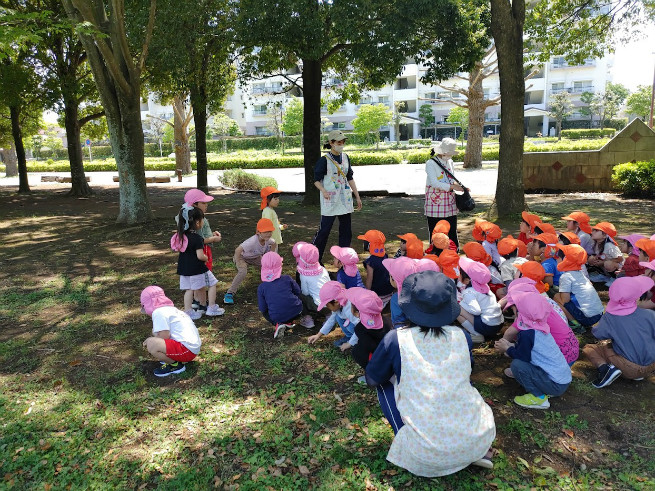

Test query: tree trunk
[491,0,526,217]
[63,99,93,197]
[10,105,30,193]
[191,85,208,191]
[173,96,192,175]
[2,143,18,177]
[464,64,485,169]
[557,120,562,140]
[302,58,322,206]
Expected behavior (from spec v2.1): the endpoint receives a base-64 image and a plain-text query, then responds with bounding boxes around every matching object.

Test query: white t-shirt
[152,306,201,354]
[558,270,604,317]
[300,267,331,306]
[460,288,504,326]
[500,257,528,283]
[240,234,276,259]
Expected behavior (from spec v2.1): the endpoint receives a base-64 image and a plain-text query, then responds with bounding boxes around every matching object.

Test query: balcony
[252,109,267,116]
[571,85,594,94]
[251,85,283,95]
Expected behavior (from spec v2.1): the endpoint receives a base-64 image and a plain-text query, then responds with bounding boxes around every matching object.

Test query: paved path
[0,162,499,196]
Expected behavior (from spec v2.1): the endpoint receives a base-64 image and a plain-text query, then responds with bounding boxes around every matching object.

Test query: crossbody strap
[326,153,348,179]
[430,157,465,188]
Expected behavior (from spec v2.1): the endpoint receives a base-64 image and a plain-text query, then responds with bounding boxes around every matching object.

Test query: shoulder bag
[430,157,476,212]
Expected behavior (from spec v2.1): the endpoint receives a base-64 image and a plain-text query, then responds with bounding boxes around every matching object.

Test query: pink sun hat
[184,188,214,206]
[415,257,441,273]
[618,234,647,256]
[513,291,551,333]
[261,251,283,282]
[140,286,174,316]
[639,259,655,272]
[345,287,384,330]
[459,257,491,294]
[292,241,309,263]
[330,246,359,277]
[383,257,417,293]
[503,277,539,309]
[317,281,347,310]
[297,243,323,276]
[606,276,655,316]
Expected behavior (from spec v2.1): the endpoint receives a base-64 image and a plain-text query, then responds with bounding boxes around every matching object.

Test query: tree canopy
[625,85,652,119]
[351,103,392,148]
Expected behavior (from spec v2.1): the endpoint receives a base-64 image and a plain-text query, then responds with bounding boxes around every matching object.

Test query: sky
[611,31,655,91]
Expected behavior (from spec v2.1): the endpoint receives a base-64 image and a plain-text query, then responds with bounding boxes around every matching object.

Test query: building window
[552,56,567,69]
[255,126,270,135]
[332,122,346,129]
[572,81,593,93]
[378,96,390,104]
[551,83,566,94]
[253,105,267,115]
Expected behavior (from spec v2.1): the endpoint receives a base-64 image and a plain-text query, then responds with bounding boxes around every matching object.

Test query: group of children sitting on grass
[140,188,655,415]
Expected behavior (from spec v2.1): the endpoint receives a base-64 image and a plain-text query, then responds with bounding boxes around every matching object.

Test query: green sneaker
[568,319,586,334]
[514,393,550,409]
[154,362,186,378]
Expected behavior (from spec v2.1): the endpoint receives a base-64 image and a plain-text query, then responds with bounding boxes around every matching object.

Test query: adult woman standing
[312,130,362,263]
[365,270,496,477]
[424,138,464,250]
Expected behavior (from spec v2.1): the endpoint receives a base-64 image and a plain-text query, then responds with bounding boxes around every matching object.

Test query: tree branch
[79,110,105,126]
[320,42,350,64]
[110,0,136,77]
[146,114,173,127]
[137,0,157,74]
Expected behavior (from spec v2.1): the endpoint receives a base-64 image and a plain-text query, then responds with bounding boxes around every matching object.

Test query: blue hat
[398,271,460,327]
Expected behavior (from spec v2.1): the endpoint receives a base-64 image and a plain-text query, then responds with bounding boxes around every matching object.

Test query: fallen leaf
[69,360,82,367]
[309,414,317,421]
[298,465,310,476]
[207,448,215,456]
[321,434,330,442]
[562,429,574,438]
[232,474,241,481]
[517,457,530,469]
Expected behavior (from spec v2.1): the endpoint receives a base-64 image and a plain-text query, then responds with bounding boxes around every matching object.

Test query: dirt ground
[1,185,654,488]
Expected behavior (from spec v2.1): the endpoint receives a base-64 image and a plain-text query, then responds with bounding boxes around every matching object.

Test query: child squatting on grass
[140,286,202,378]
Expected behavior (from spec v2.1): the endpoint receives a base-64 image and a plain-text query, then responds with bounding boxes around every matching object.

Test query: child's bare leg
[496,287,507,300]
[458,310,474,324]
[207,285,217,306]
[503,325,519,342]
[196,288,207,305]
[553,293,575,321]
[184,289,194,311]
[144,337,175,363]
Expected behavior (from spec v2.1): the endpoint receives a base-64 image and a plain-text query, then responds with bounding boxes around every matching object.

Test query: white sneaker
[469,332,485,343]
[299,314,315,328]
[185,309,202,320]
[357,375,367,385]
[274,323,291,339]
[205,304,225,316]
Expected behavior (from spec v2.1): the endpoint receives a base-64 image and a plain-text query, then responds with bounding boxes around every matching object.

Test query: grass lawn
[0,187,654,490]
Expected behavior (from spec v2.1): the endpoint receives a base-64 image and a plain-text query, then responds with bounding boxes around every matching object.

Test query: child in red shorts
[140,286,202,377]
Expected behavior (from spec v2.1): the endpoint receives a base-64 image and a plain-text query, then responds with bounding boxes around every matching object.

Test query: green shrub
[602,118,628,131]
[88,145,114,158]
[612,160,655,198]
[220,169,278,190]
[220,135,303,151]
[408,138,432,145]
[560,128,616,139]
[524,139,609,152]
[406,150,431,164]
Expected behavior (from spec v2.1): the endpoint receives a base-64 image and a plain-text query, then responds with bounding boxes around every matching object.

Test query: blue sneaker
[153,362,186,377]
[223,292,234,305]
[333,336,349,348]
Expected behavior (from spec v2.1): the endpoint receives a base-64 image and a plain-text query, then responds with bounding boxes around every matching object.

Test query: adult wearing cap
[424,138,464,250]
[365,271,496,476]
[583,276,655,387]
[312,130,362,263]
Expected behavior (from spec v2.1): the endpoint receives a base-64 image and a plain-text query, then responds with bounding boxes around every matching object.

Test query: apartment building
[141,54,613,140]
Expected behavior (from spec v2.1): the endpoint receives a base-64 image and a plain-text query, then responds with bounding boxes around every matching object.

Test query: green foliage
[281,98,304,136]
[560,128,616,139]
[351,104,392,146]
[220,169,278,190]
[602,118,627,131]
[447,107,469,132]
[626,85,652,119]
[548,92,573,122]
[210,112,241,137]
[612,160,655,198]
[418,104,435,129]
[408,139,432,146]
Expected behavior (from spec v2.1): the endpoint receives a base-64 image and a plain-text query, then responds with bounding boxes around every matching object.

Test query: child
[583,276,655,387]
[553,244,604,331]
[635,238,655,262]
[171,206,224,319]
[502,276,579,366]
[425,232,451,256]
[497,235,528,295]
[346,287,390,383]
[182,189,222,311]
[561,211,593,255]
[638,259,655,309]
[437,250,460,283]
[383,256,417,328]
[330,246,364,288]
[617,234,647,277]
[587,222,623,284]
[536,234,562,289]
[224,218,277,305]
[533,221,557,236]
[358,230,395,305]
[427,220,457,252]
[462,241,504,290]
[140,286,201,377]
[494,292,572,410]
[394,233,418,258]
[558,231,581,246]
[531,233,559,279]
[457,257,504,343]
[518,211,540,245]
[257,251,310,339]
[296,243,330,327]
[261,186,286,246]
[472,218,503,267]
[307,281,360,349]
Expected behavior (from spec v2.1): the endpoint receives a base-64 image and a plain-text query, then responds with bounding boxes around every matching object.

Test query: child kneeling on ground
[583,276,655,388]
[140,286,201,378]
[307,281,360,350]
[257,251,312,339]
[494,292,571,410]
[296,243,331,328]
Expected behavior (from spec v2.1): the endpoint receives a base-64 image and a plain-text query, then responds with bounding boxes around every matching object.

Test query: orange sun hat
[462,241,492,267]
[431,232,450,250]
[405,238,425,259]
[480,221,502,243]
[556,244,588,271]
[397,232,418,242]
[534,221,557,235]
[561,211,592,234]
[358,230,386,257]
[260,186,281,210]
[636,239,655,261]
[591,222,618,244]
[437,250,461,279]
[514,261,549,293]
[559,231,581,245]
[521,211,541,233]
[498,235,520,256]
[432,219,451,235]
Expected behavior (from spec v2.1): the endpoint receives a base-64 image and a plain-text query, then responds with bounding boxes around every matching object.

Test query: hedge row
[612,160,655,198]
[560,128,616,139]
[408,139,432,145]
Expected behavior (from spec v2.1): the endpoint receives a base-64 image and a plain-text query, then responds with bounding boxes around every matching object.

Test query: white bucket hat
[440,138,457,155]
